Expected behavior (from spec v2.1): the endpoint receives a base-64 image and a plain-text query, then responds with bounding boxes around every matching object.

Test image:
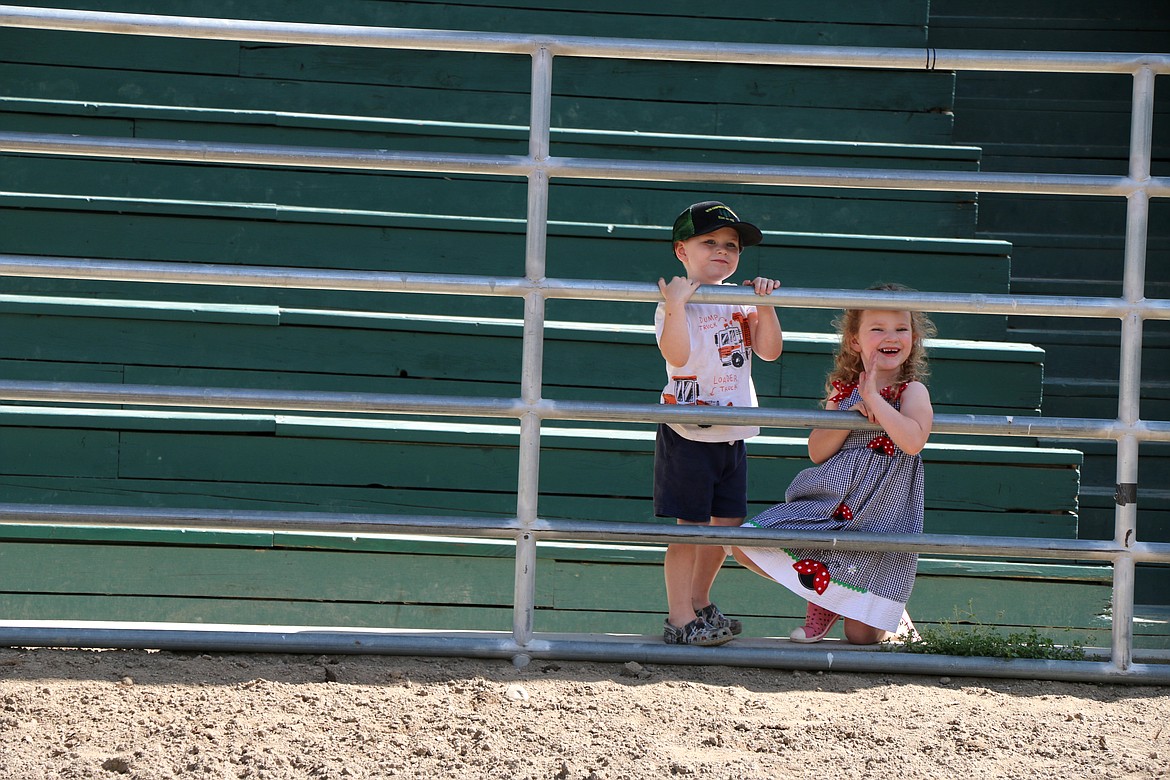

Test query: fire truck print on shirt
[661,311,752,408]
[655,300,761,443]
[714,311,752,368]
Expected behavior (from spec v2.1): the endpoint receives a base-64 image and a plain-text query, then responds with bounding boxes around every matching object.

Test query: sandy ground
[0,646,1167,779]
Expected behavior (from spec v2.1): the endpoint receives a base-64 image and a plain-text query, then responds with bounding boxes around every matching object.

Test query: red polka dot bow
[833,502,853,521]
[829,381,857,403]
[868,434,896,456]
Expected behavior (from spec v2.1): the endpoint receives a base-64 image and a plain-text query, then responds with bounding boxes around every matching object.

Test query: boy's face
[673,226,742,285]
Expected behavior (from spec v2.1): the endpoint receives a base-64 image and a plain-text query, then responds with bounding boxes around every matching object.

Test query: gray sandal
[663,617,734,646]
[696,602,743,636]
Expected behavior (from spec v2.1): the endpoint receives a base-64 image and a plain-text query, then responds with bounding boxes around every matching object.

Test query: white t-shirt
[654,298,760,443]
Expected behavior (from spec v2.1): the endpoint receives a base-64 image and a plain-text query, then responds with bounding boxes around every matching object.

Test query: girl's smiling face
[850,309,914,376]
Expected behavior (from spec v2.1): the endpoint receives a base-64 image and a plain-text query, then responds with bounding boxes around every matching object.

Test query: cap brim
[733,223,763,247]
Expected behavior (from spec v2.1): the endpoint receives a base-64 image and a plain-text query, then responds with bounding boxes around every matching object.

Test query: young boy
[655,200,783,646]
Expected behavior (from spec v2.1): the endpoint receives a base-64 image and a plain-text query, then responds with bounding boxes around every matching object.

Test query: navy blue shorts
[653,424,749,523]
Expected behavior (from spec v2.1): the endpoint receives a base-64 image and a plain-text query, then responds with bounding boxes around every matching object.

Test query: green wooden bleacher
[0,295,1116,643]
[0,71,1003,338]
[0,399,1096,641]
[2,0,1155,647]
[927,1,1170,610]
[0,0,953,144]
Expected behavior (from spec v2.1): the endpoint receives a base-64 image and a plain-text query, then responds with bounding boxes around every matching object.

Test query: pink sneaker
[790,602,840,643]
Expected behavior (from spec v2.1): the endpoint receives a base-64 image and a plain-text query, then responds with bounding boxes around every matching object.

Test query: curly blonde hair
[824,282,937,403]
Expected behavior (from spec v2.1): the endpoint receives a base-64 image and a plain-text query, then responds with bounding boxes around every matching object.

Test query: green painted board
[2,108,136,138]
[4,102,981,170]
[1135,569,1170,607]
[1079,441,1170,490]
[1018,332,1170,383]
[0,427,120,478]
[4,0,932,45]
[7,0,931,32]
[0,476,533,520]
[0,358,124,383]
[1,44,956,142]
[238,48,954,114]
[0,541,525,605]
[929,5,1170,55]
[0,155,976,239]
[0,28,244,74]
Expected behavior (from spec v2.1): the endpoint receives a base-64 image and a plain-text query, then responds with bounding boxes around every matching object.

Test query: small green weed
[883,606,1086,661]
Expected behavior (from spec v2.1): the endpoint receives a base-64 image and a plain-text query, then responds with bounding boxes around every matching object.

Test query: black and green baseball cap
[671,201,763,247]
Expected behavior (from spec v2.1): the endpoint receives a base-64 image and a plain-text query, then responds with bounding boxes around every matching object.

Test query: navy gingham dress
[738,384,924,632]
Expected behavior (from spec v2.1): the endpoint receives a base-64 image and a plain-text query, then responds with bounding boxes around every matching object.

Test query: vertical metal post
[1109,66,1155,670]
[512,44,553,650]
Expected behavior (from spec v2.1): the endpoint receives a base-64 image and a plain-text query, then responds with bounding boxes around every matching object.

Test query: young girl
[731,283,936,644]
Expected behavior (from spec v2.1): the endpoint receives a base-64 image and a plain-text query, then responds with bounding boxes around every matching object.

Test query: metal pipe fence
[0,5,1166,682]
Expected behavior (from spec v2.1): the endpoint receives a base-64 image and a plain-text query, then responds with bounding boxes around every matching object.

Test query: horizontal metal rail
[1,622,1166,684]
[1,131,1167,198]
[1,255,1169,321]
[1,504,1166,564]
[1,4,1167,74]
[1,379,1168,443]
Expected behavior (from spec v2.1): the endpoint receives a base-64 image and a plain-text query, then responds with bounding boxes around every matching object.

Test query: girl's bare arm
[860,379,933,455]
[807,396,852,464]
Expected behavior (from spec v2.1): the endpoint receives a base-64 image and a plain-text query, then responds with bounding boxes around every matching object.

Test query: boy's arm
[744,277,783,361]
[657,276,699,366]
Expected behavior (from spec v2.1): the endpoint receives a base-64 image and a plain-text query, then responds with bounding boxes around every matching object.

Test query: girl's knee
[843,619,889,645]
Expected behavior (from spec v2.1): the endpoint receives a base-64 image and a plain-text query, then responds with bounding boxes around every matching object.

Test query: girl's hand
[854,383,879,423]
[658,276,700,306]
[854,351,881,422]
[743,277,781,295]
[854,350,934,455]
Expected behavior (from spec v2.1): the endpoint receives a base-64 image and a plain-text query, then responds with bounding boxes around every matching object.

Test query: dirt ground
[0,646,1167,779]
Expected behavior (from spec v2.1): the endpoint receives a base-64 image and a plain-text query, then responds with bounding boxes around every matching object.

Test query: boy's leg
[688,515,742,613]
[655,427,743,636]
[665,539,701,629]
